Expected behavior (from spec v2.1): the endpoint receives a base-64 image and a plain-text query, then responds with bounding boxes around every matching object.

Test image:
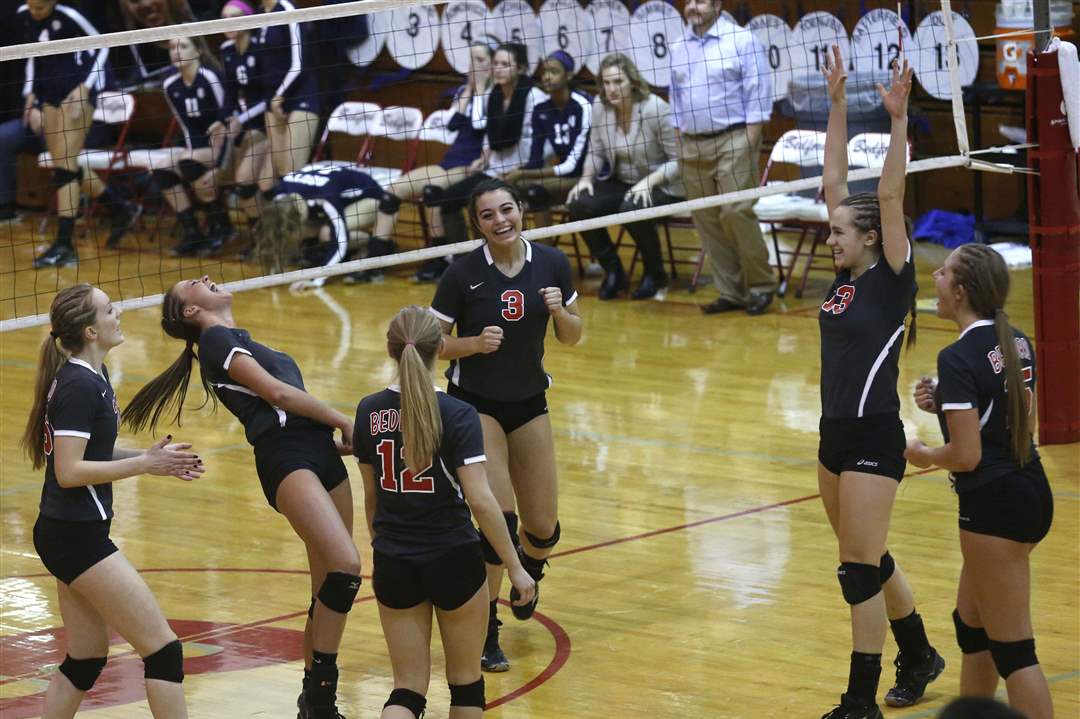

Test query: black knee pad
[384,687,426,718]
[524,184,551,210]
[448,677,484,708]
[523,520,560,550]
[143,639,184,683]
[234,183,259,200]
[837,562,881,605]
[378,191,402,214]
[878,551,895,584]
[51,167,83,188]
[952,608,989,654]
[317,571,361,614]
[59,654,107,691]
[152,168,183,189]
[479,512,519,565]
[988,638,1037,679]
[307,596,316,620]
[420,184,445,204]
[177,159,206,184]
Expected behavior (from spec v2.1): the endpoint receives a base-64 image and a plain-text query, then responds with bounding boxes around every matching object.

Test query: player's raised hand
[475,325,503,354]
[822,44,847,106]
[539,287,563,315]
[913,376,938,413]
[877,57,914,120]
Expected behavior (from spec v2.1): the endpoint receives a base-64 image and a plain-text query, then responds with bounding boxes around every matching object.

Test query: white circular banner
[440,0,490,74]
[584,0,631,76]
[851,9,913,78]
[345,11,389,68]
[912,11,978,100]
[485,0,543,73]
[538,0,586,74]
[388,5,440,70]
[790,11,848,79]
[747,14,794,103]
[629,0,685,87]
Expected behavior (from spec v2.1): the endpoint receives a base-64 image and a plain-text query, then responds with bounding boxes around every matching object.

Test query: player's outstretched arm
[822,44,850,215]
[876,57,914,274]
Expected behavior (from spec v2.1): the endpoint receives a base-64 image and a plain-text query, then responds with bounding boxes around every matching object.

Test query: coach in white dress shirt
[669,0,777,315]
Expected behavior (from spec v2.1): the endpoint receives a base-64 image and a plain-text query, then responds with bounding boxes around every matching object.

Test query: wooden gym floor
[1,217,1077,718]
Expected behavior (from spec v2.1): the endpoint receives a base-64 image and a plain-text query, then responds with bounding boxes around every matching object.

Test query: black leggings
[566,178,682,278]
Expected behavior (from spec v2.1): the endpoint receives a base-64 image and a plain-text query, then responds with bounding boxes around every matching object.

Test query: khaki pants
[679,129,776,304]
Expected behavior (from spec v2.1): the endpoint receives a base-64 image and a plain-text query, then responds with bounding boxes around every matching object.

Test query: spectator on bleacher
[384,41,493,283]
[219,0,273,238]
[114,0,198,90]
[254,161,396,289]
[157,36,233,257]
[255,0,320,178]
[567,53,684,301]
[18,0,109,269]
[429,43,547,260]
[669,0,776,316]
[0,18,45,225]
[504,51,591,215]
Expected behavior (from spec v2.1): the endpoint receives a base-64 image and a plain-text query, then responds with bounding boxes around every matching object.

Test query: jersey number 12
[376,439,435,493]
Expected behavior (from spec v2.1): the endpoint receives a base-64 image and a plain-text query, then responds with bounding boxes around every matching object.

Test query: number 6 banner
[538,0,588,74]
[388,4,440,70]
[630,0,686,88]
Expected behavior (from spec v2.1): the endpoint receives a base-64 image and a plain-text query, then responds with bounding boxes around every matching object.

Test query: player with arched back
[254,161,398,287]
[254,0,321,177]
[354,305,536,719]
[122,276,361,719]
[906,244,1054,719]
[158,36,234,258]
[429,178,582,672]
[816,47,944,719]
[20,283,204,718]
[18,1,109,269]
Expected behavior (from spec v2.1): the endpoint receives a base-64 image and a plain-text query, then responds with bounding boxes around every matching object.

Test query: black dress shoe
[33,243,78,268]
[598,267,628,300]
[746,290,774,316]
[701,297,742,314]
[631,274,667,300]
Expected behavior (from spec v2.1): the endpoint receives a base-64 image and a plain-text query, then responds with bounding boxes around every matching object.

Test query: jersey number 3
[376,439,435,493]
[822,285,856,315]
[501,289,525,321]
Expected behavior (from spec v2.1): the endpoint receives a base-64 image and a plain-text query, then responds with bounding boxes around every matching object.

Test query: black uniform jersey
[198,325,328,445]
[18,3,108,106]
[39,359,119,522]
[163,67,226,151]
[935,320,1040,492]
[430,240,577,402]
[253,0,313,104]
[354,387,485,562]
[526,89,592,177]
[274,162,384,276]
[819,247,916,418]
[220,39,266,127]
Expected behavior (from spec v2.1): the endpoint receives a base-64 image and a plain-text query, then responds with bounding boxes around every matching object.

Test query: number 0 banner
[747,14,794,103]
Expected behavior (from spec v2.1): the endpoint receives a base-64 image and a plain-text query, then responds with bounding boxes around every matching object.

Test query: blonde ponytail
[388,307,445,474]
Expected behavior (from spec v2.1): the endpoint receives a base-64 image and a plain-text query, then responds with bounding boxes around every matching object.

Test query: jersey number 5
[822,285,856,315]
[375,439,435,493]
[501,289,525,322]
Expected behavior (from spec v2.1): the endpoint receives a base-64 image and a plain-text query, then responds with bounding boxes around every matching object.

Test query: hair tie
[405,341,416,348]
[223,0,255,15]
[547,50,575,73]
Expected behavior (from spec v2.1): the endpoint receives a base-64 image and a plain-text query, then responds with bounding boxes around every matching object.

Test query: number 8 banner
[630,0,686,88]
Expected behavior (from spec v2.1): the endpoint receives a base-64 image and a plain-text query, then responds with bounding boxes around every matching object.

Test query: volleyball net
[0,0,1037,331]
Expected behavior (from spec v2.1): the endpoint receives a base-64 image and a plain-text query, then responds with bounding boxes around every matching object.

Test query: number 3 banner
[388,4,440,70]
[630,0,685,88]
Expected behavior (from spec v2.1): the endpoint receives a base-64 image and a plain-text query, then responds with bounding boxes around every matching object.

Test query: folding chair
[312,101,383,165]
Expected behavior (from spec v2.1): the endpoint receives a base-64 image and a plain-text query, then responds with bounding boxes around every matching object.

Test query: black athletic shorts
[373,542,486,611]
[253,428,349,511]
[33,515,118,585]
[448,383,548,435]
[818,413,907,481]
[958,461,1054,543]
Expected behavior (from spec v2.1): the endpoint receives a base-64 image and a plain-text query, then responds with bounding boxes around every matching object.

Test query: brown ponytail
[387,306,443,474]
[121,285,216,434]
[21,284,98,469]
[950,244,1031,464]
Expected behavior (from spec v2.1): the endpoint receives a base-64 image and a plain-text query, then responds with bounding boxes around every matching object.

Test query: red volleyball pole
[1026,48,1080,445]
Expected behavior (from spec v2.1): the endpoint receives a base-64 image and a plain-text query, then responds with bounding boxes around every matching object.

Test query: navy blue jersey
[198,325,328,444]
[935,320,1040,492]
[163,67,226,151]
[18,3,108,106]
[253,0,314,105]
[819,247,916,418]
[439,86,486,170]
[526,89,592,177]
[354,387,485,562]
[220,39,266,127]
[39,359,119,522]
[275,162,384,273]
[430,240,577,402]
